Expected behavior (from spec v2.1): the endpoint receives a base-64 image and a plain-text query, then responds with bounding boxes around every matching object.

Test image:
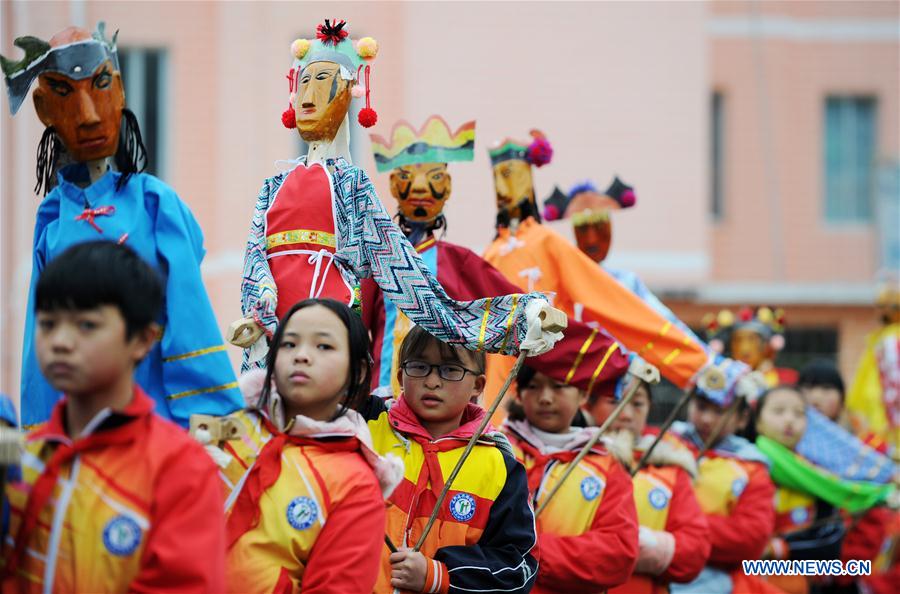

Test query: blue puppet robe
[21,164,242,428]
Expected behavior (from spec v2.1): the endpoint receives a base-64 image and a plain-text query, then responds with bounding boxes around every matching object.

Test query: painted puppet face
[295,61,352,142]
[389,162,451,223]
[730,328,769,370]
[492,159,534,220]
[33,59,124,163]
[574,218,612,263]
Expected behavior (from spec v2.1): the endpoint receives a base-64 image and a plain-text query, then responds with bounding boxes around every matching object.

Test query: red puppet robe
[361,235,630,408]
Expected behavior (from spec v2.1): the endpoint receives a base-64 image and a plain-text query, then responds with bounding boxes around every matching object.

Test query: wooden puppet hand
[522,301,568,356]
[227,317,264,348]
[390,548,427,592]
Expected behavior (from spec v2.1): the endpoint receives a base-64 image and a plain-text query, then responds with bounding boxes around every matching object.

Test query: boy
[668,361,776,594]
[590,375,710,594]
[366,325,538,594]
[504,365,639,593]
[1,241,225,593]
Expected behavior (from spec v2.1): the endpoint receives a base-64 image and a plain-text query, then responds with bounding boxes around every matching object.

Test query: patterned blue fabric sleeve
[240,176,281,349]
[332,161,545,354]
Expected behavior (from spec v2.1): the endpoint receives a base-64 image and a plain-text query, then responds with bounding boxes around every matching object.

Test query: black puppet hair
[257,298,372,421]
[35,241,163,338]
[495,195,542,232]
[395,212,448,246]
[34,108,148,196]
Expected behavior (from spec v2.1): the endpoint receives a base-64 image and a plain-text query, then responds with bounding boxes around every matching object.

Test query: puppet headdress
[1,22,118,115]
[544,176,637,224]
[702,306,788,354]
[488,129,553,168]
[281,19,379,129]
[369,116,476,173]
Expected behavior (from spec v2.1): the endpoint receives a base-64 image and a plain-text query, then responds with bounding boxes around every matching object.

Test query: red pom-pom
[316,19,349,46]
[358,107,377,128]
[738,307,754,322]
[620,189,637,208]
[527,136,553,167]
[281,105,296,129]
[543,204,560,221]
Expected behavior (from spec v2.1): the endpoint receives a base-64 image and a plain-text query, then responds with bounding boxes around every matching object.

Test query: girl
[503,366,639,594]
[202,298,402,594]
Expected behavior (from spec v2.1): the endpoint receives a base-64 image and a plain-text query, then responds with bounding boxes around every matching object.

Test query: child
[366,325,538,594]
[590,376,711,594]
[503,366,638,593]
[798,359,890,456]
[207,298,402,593]
[752,386,844,594]
[668,361,777,594]
[1,241,225,592]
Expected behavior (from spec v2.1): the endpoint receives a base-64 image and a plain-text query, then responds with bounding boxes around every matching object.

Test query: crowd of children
[2,16,899,594]
[2,239,897,593]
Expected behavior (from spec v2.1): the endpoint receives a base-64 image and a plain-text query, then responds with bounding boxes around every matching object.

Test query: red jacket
[504,420,638,593]
[2,387,225,593]
[611,439,710,594]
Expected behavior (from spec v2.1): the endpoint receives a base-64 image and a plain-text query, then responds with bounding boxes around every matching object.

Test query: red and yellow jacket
[670,424,775,569]
[611,435,710,594]
[367,396,538,594]
[215,408,389,594]
[503,419,638,594]
[1,387,225,593]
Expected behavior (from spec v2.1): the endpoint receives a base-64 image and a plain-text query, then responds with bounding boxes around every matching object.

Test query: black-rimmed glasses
[401,360,480,382]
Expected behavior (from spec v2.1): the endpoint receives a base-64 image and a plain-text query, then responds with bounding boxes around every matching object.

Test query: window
[710,92,725,219]
[118,48,168,179]
[824,96,877,222]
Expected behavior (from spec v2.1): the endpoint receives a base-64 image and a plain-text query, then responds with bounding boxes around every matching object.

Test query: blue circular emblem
[287,496,319,530]
[449,493,476,522]
[731,478,748,497]
[648,487,670,510]
[102,515,142,556]
[580,476,603,501]
[790,507,809,525]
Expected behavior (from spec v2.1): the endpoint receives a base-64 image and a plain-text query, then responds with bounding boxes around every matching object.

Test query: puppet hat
[370,116,475,173]
[488,129,553,168]
[282,19,379,128]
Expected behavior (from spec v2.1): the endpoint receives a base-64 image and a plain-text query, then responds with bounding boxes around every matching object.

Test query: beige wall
[1,1,896,404]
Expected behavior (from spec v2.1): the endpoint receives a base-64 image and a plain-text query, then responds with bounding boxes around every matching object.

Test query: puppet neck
[305,114,352,166]
[86,158,110,185]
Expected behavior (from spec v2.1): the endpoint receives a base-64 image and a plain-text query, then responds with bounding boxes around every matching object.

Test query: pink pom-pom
[281,105,296,129]
[527,136,553,167]
[620,189,637,208]
[358,107,378,128]
[543,204,560,221]
[351,84,365,99]
[770,334,785,352]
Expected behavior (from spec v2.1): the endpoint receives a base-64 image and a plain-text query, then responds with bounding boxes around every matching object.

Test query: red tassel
[282,104,296,129]
[357,65,377,128]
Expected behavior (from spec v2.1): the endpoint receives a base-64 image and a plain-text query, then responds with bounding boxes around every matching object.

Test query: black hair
[797,358,845,400]
[494,195,542,232]
[739,384,803,442]
[398,325,486,374]
[35,108,147,197]
[35,240,163,338]
[258,298,372,421]
[395,212,447,246]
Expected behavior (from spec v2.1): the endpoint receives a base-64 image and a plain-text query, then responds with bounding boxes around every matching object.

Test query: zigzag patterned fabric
[240,156,545,371]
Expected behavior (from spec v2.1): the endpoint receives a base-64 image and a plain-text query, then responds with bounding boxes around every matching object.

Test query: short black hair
[797,359,845,398]
[35,241,163,338]
[398,325,486,374]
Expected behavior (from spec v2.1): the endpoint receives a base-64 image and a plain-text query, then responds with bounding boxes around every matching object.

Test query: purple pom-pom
[527,136,553,167]
[620,189,636,208]
[543,204,560,221]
